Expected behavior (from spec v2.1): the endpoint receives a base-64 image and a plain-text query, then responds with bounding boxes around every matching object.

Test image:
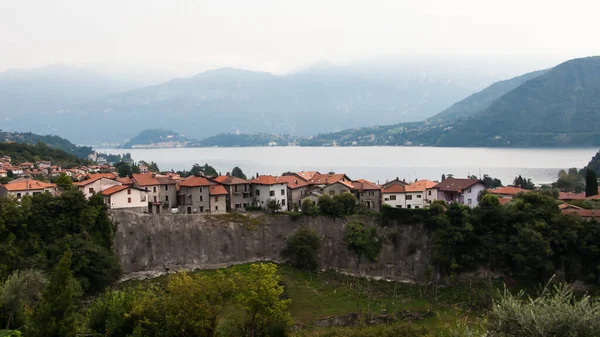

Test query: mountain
[296,56,600,147]
[430,69,548,121]
[46,64,501,144]
[122,129,199,148]
[0,64,141,135]
[0,130,93,158]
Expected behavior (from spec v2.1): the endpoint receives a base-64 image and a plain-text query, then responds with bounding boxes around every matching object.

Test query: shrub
[282,226,321,271]
[267,199,282,213]
[344,222,382,263]
[301,199,318,215]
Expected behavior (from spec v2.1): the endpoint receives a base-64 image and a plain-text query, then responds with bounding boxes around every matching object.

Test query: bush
[318,192,358,217]
[244,206,263,211]
[282,226,321,271]
[267,199,282,213]
[344,222,382,263]
[301,199,318,215]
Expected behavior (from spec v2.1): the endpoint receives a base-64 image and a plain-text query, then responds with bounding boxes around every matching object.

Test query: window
[255,190,260,196]
[215,206,219,211]
[270,190,275,197]
[153,196,157,202]
[407,204,411,208]
[200,195,203,202]
[396,205,402,208]
[468,188,472,193]
[128,189,131,195]
[281,189,285,195]
[153,187,157,193]
[329,190,335,195]
[415,206,420,209]
[200,206,204,212]
[165,196,169,202]
[235,203,241,209]
[468,198,472,204]
[128,197,131,203]
[89,187,94,194]
[281,199,286,206]
[215,196,219,202]
[200,187,203,193]
[390,195,396,201]
[428,190,431,196]
[406,195,413,200]
[384,198,389,201]
[368,191,374,196]
[417,194,421,198]
[16,193,21,199]
[234,185,238,193]
[243,192,250,198]
[33,192,40,195]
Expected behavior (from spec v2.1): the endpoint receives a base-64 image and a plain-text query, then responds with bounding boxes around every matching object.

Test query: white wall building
[102,185,148,210]
[74,176,122,199]
[250,175,288,210]
[433,178,486,208]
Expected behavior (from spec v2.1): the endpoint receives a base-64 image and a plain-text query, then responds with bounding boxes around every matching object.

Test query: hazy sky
[1,0,599,76]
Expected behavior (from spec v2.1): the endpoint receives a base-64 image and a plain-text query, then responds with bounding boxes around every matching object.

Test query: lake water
[96,147,599,185]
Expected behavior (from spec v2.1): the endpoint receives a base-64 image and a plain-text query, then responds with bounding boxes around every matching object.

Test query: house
[0,169,6,178]
[209,184,228,214]
[132,173,177,214]
[432,178,486,208]
[382,177,408,190]
[352,179,382,212]
[139,165,149,174]
[489,186,528,200]
[250,175,289,210]
[214,174,253,212]
[277,175,310,210]
[0,179,57,200]
[0,156,11,163]
[36,161,52,169]
[177,176,212,214]
[382,184,405,208]
[292,171,320,182]
[102,185,148,211]
[73,173,122,198]
[403,180,438,209]
[19,162,34,169]
[559,203,600,221]
[558,192,586,201]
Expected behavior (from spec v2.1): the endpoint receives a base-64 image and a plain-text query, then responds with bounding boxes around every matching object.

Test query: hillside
[0,131,93,158]
[46,64,499,144]
[0,142,86,167]
[430,69,547,121]
[122,129,199,148]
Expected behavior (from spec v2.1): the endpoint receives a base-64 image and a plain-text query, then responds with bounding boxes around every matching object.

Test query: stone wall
[111,211,432,281]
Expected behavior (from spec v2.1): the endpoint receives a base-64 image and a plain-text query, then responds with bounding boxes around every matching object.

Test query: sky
[1,0,599,78]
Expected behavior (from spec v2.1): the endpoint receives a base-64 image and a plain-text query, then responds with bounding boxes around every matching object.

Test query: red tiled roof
[352,179,381,191]
[209,184,228,195]
[101,185,130,196]
[117,177,132,185]
[383,184,406,193]
[2,179,56,191]
[276,175,309,189]
[558,192,586,201]
[250,175,285,185]
[405,180,438,192]
[132,173,160,187]
[87,173,116,180]
[308,173,350,185]
[433,178,481,192]
[294,171,320,181]
[489,186,528,196]
[179,176,212,187]
[73,175,118,187]
[214,175,250,185]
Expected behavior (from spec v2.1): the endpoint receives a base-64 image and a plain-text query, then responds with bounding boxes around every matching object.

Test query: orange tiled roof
[294,171,320,181]
[251,175,285,185]
[132,173,160,187]
[558,192,586,201]
[308,173,350,185]
[214,175,250,185]
[117,177,132,185]
[277,175,309,189]
[73,174,118,186]
[209,184,228,195]
[179,176,212,187]
[2,179,56,191]
[101,185,130,196]
[489,186,528,196]
[383,184,405,193]
[352,179,381,191]
[405,180,438,192]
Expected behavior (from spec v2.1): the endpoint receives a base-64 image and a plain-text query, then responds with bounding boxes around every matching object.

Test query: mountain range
[0,61,503,144]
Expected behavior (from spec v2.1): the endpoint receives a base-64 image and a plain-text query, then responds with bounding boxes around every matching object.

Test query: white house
[250,175,288,209]
[73,174,122,199]
[404,180,438,209]
[432,178,486,208]
[36,161,52,169]
[382,184,406,208]
[0,179,57,200]
[102,185,148,210]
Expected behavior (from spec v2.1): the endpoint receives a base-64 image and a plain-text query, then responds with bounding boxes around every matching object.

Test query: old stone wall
[111,211,432,281]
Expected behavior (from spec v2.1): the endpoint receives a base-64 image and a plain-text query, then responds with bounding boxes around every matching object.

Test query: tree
[585,169,598,197]
[266,199,282,213]
[1,269,46,330]
[344,222,382,263]
[231,167,247,180]
[54,173,72,191]
[513,175,535,190]
[282,226,321,271]
[482,174,503,188]
[30,250,82,337]
[115,162,133,178]
[6,170,13,178]
[190,163,218,177]
[317,195,343,217]
[441,174,446,181]
[333,192,358,215]
[301,199,318,215]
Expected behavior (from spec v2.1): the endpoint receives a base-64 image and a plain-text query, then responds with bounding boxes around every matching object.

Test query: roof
[308,173,351,185]
[214,175,250,185]
[433,178,482,192]
[73,175,118,187]
[101,185,130,196]
[117,177,132,185]
[209,184,228,195]
[560,204,600,219]
[558,192,586,201]
[497,198,512,206]
[155,176,176,185]
[2,179,56,191]
[405,180,438,192]
[86,173,116,180]
[294,171,320,181]
[131,173,176,187]
[276,175,309,189]
[352,179,381,191]
[489,186,528,196]
[383,184,406,193]
[179,176,211,187]
[250,175,285,185]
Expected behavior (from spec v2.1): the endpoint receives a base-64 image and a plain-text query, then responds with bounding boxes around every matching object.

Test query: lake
[96,147,599,185]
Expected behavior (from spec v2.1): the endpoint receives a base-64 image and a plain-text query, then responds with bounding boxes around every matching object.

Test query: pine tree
[441,174,446,181]
[585,169,599,197]
[30,250,82,337]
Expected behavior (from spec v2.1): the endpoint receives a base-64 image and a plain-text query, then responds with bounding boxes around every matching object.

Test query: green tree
[0,269,46,330]
[266,199,282,213]
[54,173,72,191]
[301,199,318,215]
[344,222,382,263]
[585,169,598,197]
[333,192,357,215]
[115,162,133,178]
[231,167,247,180]
[30,250,82,337]
[282,226,321,271]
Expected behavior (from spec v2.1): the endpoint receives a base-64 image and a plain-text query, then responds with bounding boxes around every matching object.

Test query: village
[0,155,598,220]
